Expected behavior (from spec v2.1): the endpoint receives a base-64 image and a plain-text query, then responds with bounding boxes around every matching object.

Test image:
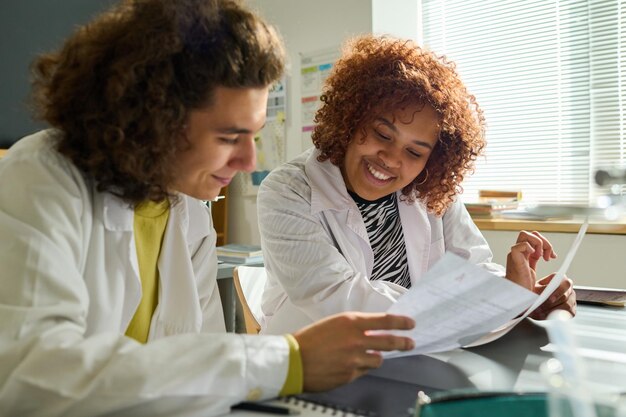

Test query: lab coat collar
[305,148,356,214]
[101,191,212,337]
[102,192,211,244]
[303,147,371,247]
[103,192,134,231]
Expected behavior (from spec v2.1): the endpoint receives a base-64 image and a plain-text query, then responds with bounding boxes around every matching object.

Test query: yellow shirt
[125,200,170,343]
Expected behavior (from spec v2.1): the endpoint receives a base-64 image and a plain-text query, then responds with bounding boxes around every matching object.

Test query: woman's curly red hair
[312,35,485,215]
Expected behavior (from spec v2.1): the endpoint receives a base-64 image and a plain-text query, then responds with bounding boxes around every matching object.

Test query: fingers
[535,275,572,299]
[353,313,416,351]
[516,230,557,269]
[295,312,416,392]
[549,277,574,302]
[531,277,576,319]
[362,333,415,352]
[357,351,384,370]
[506,230,557,290]
[509,241,534,263]
[531,296,577,320]
[508,241,535,280]
[535,273,557,286]
[505,242,536,291]
[354,312,415,331]
[351,313,415,351]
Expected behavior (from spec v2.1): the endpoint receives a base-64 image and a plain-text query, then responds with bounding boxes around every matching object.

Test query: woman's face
[341,104,440,201]
[172,86,268,200]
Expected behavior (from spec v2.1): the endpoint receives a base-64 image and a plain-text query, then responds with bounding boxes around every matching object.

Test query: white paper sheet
[383,220,588,357]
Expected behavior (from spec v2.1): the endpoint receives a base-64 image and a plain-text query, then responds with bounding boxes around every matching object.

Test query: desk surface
[473,217,626,235]
[228,305,626,416]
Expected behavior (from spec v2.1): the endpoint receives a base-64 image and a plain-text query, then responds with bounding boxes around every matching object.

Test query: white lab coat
[257,148,506,335]
[0,130,290,417]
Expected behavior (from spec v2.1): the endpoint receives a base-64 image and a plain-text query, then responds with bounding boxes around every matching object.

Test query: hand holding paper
[383,221,588,357]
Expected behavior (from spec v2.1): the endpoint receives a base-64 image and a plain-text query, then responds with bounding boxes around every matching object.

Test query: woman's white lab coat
[257,148,506,335]
[0,130,290,417]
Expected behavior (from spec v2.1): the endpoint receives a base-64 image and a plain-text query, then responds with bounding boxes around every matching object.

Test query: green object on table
[414,389,617,417]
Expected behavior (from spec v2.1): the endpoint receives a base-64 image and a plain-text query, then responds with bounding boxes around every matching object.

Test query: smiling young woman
[257,34,576,336]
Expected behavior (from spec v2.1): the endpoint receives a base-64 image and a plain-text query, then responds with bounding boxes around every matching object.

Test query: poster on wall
[238,77,287,196]
[299,47,340,150]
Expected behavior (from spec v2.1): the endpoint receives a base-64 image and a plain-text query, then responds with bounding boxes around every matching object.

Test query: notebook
[252,354,466,417]
[231,355,451,416]
[574,285,626,307]
[292,373,434,416]
[231,374,430,416]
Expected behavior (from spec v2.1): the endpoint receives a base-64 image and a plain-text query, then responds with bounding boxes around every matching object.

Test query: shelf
[211,186,228,246]
[473,217,626,235]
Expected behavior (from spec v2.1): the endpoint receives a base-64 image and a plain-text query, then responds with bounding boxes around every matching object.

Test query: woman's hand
[505,230,557,291]
[505,230,576,319]
[529,274,577,319]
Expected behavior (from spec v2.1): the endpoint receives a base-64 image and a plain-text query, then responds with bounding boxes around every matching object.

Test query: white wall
[228,0,373,245]
[371,0,421,42]
[482,230,626,289]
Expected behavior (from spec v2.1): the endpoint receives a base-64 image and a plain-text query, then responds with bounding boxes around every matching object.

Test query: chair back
[232,266,267,334]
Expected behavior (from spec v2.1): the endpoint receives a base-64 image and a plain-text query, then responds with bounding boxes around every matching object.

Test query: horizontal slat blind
[422,0,626,204]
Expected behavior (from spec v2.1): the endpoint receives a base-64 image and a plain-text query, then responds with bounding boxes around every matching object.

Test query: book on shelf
[217,254,264,264]
[465,189,522,219]
[216,243,263,264]
[497,208,572,221]
[478,189,522,201]
[465,200,519,213]
[216,243,263,258]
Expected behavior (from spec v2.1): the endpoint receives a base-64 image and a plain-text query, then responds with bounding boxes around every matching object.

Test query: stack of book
[465,190,521,219]
[216,243,264,264]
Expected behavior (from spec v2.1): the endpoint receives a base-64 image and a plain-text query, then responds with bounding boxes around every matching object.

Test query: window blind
[421,0,626,205]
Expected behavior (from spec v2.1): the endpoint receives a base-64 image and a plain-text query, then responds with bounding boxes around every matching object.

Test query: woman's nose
[378,148,400,169]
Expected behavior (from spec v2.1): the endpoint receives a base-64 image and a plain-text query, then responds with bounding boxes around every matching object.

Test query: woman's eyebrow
[375,117,433,149]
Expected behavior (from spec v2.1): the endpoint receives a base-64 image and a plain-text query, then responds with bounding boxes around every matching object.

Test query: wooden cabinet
[211,186,228,246]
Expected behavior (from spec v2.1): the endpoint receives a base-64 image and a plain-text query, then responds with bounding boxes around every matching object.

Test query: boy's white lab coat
[258,148,506,335]
[0,130,289,417]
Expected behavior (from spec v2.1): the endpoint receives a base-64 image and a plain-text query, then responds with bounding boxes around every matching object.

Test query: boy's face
[172,86,268,200]
[341,104,439,201]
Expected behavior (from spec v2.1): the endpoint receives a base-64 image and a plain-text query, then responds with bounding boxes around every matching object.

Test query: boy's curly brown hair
[31,0,285,205]
[312,35,485,216]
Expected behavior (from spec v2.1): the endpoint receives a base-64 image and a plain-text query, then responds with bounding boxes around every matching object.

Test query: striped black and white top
[348,191,411,288]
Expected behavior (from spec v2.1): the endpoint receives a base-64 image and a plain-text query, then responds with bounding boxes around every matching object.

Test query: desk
[473,218,626,235]
[227,304,626,416]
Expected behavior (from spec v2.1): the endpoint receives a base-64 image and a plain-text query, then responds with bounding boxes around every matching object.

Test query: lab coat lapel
[306,149,374,275]
[151,196,208,339]
[398,195,431,282]
[102,192,142,329]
